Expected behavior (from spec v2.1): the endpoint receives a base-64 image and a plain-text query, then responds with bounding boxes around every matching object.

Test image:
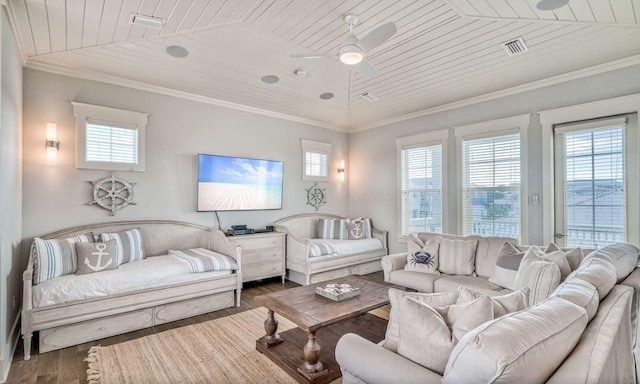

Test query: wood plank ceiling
[8,0,640,131]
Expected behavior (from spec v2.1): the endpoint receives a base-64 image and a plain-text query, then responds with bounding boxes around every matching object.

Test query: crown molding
[24,61,345,133]
[354,54,640,132]
[2,1,27,64]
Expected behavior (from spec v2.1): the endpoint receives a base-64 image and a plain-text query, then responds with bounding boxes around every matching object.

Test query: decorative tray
[316,283,361,301]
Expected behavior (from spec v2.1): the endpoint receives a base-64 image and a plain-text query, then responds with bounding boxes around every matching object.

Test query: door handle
[554,233,565,239]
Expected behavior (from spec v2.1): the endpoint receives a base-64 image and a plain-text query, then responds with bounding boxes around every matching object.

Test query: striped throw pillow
[318,218,348,239]
[100,229,145,265]
[32,233,94,285]
[169,248,239,273]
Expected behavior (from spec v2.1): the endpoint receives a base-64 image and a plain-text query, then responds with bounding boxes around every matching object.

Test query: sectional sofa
[337,234,640,383]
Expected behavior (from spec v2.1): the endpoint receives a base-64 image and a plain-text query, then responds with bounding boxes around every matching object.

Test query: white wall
[22,68,349,239]
[0,5,23,382]
[349,64,640,254]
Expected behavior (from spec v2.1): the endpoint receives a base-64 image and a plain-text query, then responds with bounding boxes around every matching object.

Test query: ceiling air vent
[502,37,528,57]
[360,92,379,102]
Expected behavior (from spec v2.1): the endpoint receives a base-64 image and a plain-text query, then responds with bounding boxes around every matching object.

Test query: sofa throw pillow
[99,229,145,265]
[347,218,372,240]
[545,242,584,271]
[404,235,440,275]
[514,248,561,305]
[442,297,588,384]
[541,249,572,281]
[384,288,459,352]
[75,240,118,275]
[457,286,530,318]
[438,237,477,276]
[317,218,348,240]
[583,242,639,283]
[397,295,493,375]
[32,233,94,285]
[169,248,239,273]
[488,242,525,290]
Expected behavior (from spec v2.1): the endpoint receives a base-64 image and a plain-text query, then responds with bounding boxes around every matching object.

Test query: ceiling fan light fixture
[339,45,363,65]
[536,0,570,10]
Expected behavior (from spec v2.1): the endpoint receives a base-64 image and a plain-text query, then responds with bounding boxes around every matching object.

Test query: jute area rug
[86,306,389,384]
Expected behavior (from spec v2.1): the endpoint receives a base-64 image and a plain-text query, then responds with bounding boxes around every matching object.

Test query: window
[454,114,530,242]
[462,133,521,239]
[301,139,331,181]
[397,130,448,237]
[73,102,148,172]
[554,116,630,248]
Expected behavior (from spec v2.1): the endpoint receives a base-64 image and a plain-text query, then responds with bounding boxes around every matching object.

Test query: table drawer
[243,261,283,282]
[243,249,284,265]
[234,235,284,251]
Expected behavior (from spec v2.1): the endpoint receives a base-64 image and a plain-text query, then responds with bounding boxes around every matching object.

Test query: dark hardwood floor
[7,272,386,384]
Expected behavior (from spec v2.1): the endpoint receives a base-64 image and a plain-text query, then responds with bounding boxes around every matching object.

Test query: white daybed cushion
[308,238,383,257]
[33,254,232,308]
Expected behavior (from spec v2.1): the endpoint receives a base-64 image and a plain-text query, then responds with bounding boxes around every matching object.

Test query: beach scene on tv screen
[198,155,284,211]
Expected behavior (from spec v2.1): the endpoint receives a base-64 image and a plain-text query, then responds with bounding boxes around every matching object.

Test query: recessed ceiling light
[319,92,334,100]
[261,75,280,84]
[166,45,189,58]
[129,13,166,29]
[536,0,569,10]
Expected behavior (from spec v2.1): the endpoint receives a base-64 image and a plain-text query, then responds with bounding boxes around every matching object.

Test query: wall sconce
[45,123,60,165]
[337,159,345,181]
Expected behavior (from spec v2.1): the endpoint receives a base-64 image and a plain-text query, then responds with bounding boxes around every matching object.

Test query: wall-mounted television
[197,154,284,212]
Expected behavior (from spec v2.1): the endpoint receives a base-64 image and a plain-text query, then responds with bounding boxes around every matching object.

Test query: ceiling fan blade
[358,22,397,52]
[355,59,376,78]
[291,53,331,59]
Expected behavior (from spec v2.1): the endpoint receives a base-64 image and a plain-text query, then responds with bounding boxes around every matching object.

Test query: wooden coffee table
[254,275,390,383]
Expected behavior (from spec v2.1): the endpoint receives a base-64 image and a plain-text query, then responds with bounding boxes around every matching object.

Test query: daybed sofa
[338,236,640,383]
[273,214,388,285]
[21,220,242,360]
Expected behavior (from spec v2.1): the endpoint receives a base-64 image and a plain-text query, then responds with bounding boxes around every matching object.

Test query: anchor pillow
[75,240,118,275]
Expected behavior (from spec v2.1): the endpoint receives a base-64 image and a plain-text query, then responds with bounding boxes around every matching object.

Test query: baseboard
[0,311,21,384]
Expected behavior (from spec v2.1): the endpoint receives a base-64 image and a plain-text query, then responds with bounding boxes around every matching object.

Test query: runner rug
[85,306,389,384]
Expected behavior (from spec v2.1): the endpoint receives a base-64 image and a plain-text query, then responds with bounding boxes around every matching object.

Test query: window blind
[556,119,625,248]
[85,122,138,164]
[400,144,443,236]
[306,151,328,177]
[462,133,520,239]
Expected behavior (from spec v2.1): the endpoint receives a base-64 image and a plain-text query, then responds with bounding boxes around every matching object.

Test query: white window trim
[540,93,640,245]
[396,129,449,241]
[73,102,149,172]
[301,139,331,181]
[453,114,531,243]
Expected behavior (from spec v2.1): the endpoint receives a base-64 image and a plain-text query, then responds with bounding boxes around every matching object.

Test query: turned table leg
[297,331,328,380]
[258,309,283,348]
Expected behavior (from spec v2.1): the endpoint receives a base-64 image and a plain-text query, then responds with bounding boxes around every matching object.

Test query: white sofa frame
[273,213,388,285]
[21,220,242,360]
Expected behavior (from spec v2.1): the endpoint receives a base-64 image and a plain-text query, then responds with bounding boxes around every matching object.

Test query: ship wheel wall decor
[88,173,136,215]
[306,182,326,211]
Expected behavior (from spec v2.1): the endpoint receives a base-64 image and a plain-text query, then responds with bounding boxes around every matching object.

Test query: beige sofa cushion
[438,237,477,275]
[384,289,459,352]
[434,275,508,296]
[397,295,493,375]
[442,297,588,384]
[585,242,639,283]
[388,269,441,293]
[545,242,585,271]
[404,235,440,275]
[457,286,530,318]
[515,248,561,305]
[570,256,617,300]
[488,242,524,290]
[551,277,599,321]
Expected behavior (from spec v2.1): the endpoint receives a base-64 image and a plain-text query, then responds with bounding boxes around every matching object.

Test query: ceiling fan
[292,14,397,78]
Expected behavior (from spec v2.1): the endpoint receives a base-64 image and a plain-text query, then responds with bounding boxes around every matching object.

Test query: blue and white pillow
[169,248,239,273]
[99,229,145,265]
[318,218,348,240]
[32,233,94,285]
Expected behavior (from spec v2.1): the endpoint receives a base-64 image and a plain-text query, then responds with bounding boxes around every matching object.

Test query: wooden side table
[228,232,286,283]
